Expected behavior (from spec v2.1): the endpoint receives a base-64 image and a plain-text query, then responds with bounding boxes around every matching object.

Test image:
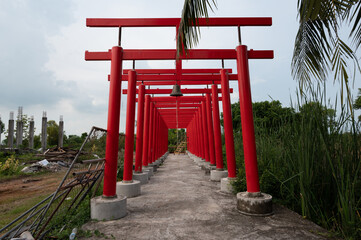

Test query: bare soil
[0,171,66,229]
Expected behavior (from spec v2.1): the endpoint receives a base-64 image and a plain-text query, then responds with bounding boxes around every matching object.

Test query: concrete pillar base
[220,177,236,193]
[196,159,206,167]
[143,166,154,178]
[200,162,210,170]
[210,170,228,182]
[133,172,149,184]
[116,180,141,198]
[90,195,127,221]
[202,163,211,175]
[149,163,157,172]
[237,192,273,216]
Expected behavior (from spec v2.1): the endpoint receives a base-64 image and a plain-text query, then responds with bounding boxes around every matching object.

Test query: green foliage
[47,120,59,147]
[229,101,295,134]
[46,196,91,239]
[33,134,41,149]
[231,98,361,239]
[177,0,217,56]
[0,155,20,176]
[168,128,186,146]
[354,88,361,121]
[0,119,4,134]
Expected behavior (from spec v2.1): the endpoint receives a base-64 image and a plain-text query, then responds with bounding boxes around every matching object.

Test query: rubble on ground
[35,147,86,163]
[21,159,68,173]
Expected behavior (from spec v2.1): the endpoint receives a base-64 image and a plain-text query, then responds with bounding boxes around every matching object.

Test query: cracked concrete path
[81,154,329,240]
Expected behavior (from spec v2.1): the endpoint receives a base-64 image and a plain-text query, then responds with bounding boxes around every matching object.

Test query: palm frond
[291,19,331,93]
[293,0,360,109]
[176,0,217,57]
[348,1,361,49]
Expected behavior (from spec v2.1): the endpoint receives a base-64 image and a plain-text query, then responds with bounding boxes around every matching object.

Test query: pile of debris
[21,159,64,173]
[21,147,86,174]
[36,147,85,163]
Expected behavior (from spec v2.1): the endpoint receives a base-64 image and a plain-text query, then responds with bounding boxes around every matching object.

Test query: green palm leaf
[292,0,360,108]
[176,0,217,57]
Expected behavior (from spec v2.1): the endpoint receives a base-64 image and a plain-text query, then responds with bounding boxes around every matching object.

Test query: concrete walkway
[82,154,329,240]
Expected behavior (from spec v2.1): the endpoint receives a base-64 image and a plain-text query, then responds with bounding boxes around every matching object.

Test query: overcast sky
[0,0,359,138]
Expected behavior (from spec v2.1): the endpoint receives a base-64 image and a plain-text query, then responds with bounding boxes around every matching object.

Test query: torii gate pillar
[91,46,127,221]
[236,45,273,216]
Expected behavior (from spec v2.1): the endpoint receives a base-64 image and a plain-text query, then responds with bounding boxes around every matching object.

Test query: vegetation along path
[81,154,329,240]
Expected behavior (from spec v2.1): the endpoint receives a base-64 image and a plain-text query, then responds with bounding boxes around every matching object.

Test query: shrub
[0,155,20,176]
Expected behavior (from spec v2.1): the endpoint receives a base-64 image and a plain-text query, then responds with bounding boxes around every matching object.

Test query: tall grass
[231,90,361,239]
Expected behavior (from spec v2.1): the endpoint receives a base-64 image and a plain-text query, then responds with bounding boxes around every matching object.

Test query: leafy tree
[34,135,41,149]
[47,120,59,147]
[354,88,361,121]
[222,100,295,134]
[0,119,4,134]
[66,135,83,147]
[168,129,186,146]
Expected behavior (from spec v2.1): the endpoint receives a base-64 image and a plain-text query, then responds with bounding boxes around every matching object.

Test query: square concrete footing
[196,159,206,167]
[210,169,228,182]
[236,192,273,216]
[148,163,157,172]
[220,177,236,193]
[143,166,154,177]
[133,171,149,184]
[116,180,141,198]
[91,195,127,221]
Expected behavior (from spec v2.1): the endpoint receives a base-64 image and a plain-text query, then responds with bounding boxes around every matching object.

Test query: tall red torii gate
[85,17,274,220]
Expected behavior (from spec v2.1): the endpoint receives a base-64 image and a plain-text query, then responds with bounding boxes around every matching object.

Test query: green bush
[0,155,20,176]
[230,99,361,239]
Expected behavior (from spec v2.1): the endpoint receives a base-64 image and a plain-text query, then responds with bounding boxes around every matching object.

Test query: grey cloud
[0,0,75,108]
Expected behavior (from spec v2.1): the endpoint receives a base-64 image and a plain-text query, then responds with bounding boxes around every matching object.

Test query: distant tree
[34,135,41,149]
[224,100,295,134]
[0,119,4,134]
[66,135,83,147]
[47,120,59,146]
[168,129,186,146]
[354,88,361,121]
[81,132,88,140]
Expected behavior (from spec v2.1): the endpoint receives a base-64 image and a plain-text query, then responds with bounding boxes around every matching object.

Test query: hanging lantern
[170,84,183,97]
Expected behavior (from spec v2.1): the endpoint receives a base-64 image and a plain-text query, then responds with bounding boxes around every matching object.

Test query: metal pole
[150,104,156,163]
[142,95,151,167]
[206,93,216,165]
[103,46,123,197]
[135,84,145,172]
[236,45,260,193]
[201,102,210,162]
[211,84,224,169]
[123,70,137,182]
[220,69,237,178]
[147,102,154,164]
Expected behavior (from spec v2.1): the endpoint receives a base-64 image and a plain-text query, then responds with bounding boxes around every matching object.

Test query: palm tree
[177,0,361,109]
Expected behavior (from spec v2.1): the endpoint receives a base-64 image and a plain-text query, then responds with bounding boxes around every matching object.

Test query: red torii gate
[85,17,274,219]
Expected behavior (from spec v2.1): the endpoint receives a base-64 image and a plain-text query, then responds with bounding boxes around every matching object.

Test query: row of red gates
[85,17,273,198]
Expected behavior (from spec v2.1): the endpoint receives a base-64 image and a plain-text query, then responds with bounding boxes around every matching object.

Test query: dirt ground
[0,171,66,229]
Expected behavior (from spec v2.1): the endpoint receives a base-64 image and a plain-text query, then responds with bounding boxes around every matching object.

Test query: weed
[0,155,20,176]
